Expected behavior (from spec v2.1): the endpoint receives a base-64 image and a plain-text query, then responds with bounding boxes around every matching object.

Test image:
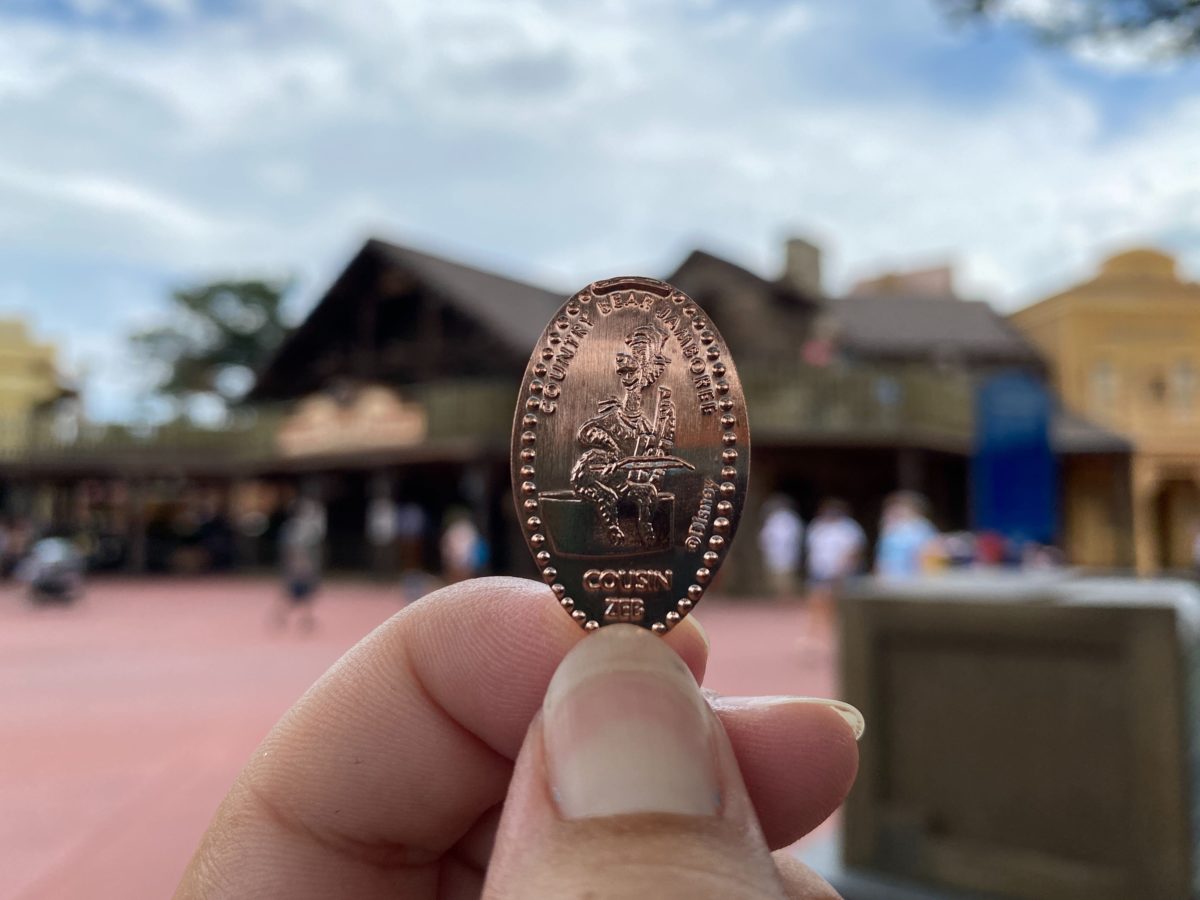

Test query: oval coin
[511,276,749,632]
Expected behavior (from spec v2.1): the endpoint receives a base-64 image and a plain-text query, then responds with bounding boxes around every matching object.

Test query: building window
[1149,374,1168,403]
[1089,362,1117,413]
[1172,360,1197,412]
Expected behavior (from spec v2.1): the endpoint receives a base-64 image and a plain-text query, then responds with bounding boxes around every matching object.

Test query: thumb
[484,625,835,899]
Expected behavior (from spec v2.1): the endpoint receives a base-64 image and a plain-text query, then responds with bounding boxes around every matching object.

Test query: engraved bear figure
[570,324,678,547]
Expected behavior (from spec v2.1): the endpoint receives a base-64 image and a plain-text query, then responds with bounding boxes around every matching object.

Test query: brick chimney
[782,237,822,296]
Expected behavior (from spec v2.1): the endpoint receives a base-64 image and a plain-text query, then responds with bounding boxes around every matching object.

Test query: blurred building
[838,265,1045,377]
[0,319,70,451]
[831,261,1129,564]
[0,238,1127,583]
[667,245,1044,570]
[1011,248,1198,573]
[246,237,1055,585]
[249,240,565,574]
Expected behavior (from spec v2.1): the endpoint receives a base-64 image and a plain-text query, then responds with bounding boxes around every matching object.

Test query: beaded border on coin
[511,276,749,633]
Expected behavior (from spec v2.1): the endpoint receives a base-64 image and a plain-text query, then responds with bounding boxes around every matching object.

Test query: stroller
[21,538,85,605]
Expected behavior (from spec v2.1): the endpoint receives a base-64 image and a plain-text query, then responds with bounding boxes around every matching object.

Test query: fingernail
[686,614,710,652]
[711,695,866,740]
[543,625,719,819]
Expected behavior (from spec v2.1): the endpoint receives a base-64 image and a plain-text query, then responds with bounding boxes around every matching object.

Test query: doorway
[1153,478,1200,571]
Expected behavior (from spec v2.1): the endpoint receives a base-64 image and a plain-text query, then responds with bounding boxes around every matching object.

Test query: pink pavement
[0,577,836,899]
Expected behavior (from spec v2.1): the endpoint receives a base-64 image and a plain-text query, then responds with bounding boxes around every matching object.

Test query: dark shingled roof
[251,239,568,399]
[369,240,566,351]
[669,249,820,308]
[833,293,1042,366]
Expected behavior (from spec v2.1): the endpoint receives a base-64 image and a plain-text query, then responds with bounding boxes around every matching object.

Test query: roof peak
[1098,248,1177,281]
[671,246,821,304]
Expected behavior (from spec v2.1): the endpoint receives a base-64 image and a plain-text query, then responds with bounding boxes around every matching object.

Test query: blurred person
[396,500,428,572]
[919,537,950,573]
[942,530,976,568]
[395,501,435,602]
[367,493,399,577]
[758,493,803,596]
[177,578,863,899]
[19,536,84,605]
[170,502,205,573]
[804,498,865,639]
[398,504,441,602]
[473,527,492,574]
[441,508,483,583]
[975,530,1006,566]
[1023,541,1064,570]
[197,507,236,571]
[875,490,938,579]
[272,498,326,632]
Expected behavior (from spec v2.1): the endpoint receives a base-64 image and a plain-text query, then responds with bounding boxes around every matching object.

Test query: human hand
[176,577,862,899]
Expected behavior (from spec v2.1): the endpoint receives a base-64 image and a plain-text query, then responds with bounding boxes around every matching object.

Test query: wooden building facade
[0,236,1124,584]
[1012,249,1198,573]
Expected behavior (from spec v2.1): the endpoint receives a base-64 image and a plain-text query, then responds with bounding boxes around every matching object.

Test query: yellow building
[0,319,65,451]
[1012,248,1200,572]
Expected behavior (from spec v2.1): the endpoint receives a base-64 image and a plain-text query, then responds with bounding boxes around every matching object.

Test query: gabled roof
[369,240,565,352]
[833,293,1042,366]
[668,249,820,308]
[252,238,566,399]
[1015,247,1200,320]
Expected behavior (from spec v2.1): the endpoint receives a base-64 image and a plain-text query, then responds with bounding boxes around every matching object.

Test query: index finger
[178,577,708,899]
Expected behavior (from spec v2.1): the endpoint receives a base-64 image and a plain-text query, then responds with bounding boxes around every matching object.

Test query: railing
[416,367,974,446]
[0,412,282,469]
[415,381,515,444]
[0,365,975,471]
[743,364,973,446]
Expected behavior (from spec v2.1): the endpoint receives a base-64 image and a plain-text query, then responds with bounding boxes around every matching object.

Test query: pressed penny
[511,276,749,632]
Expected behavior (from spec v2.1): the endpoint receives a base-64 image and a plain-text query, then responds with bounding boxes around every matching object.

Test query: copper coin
[511,276,749,632]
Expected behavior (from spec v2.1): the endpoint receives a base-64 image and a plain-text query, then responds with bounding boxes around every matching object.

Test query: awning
[1051,409,1132,455]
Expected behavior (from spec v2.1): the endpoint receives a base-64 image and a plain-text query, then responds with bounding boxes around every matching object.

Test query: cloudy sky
[2,0,1199,419]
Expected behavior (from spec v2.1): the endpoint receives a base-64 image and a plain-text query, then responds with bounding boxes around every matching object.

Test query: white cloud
[0,0,1198,419]
[1069,21,1188,73]
[0,163,215,237]
[1000,0,1083,30]
[989,0,1188,71]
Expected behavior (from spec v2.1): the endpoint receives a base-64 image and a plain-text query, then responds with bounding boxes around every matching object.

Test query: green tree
[940,0,1200,58]
[132,279,291,424]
